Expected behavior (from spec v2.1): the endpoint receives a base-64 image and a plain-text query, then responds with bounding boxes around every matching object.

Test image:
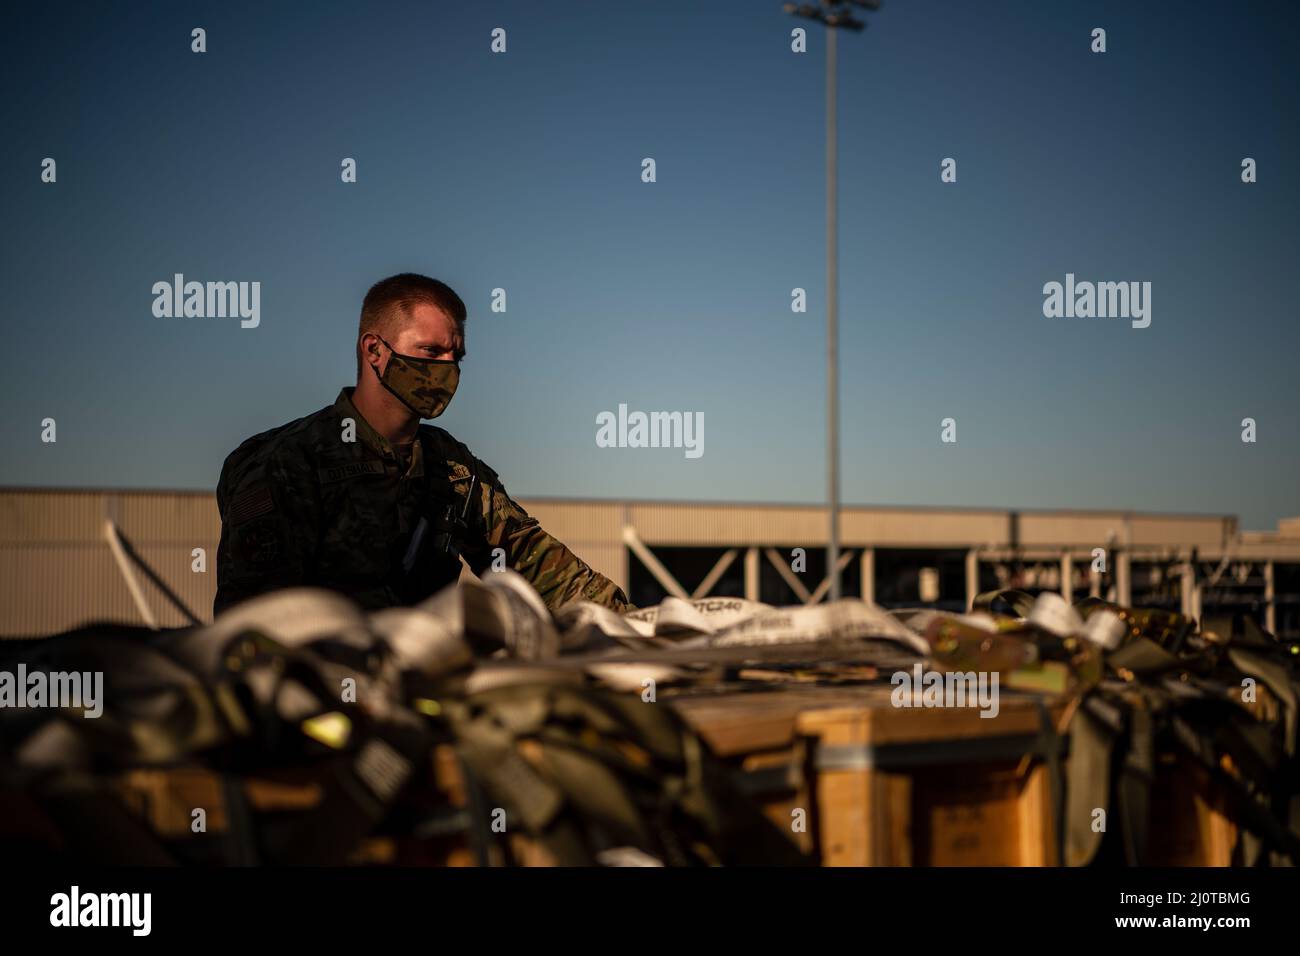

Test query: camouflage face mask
[376,336,460,419]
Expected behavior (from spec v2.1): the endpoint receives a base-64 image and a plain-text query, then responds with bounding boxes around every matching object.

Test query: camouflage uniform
[214,388,629,616]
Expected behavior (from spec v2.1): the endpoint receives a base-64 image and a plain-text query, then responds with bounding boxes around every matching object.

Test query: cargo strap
[441,682,808,866]
[6,625,433,864]
[1064,697,1115,866]
[1116,697,1154,866]
[1034,699,1067,866]
[1228,647,1297,757]
[1169,712,1300,861]
[972,589,1037,618]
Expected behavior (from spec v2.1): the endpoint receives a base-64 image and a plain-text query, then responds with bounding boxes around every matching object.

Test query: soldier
[214,273,629,616]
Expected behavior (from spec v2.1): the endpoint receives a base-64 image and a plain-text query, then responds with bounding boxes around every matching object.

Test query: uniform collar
[334,387,424,477]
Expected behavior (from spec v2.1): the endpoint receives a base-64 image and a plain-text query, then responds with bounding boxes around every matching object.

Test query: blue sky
[2,0,1296,530]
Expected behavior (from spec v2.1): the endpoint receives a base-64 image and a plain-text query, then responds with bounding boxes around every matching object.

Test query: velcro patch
[318,459,386,484]
[228,483,275,526]
[233,515,287,570]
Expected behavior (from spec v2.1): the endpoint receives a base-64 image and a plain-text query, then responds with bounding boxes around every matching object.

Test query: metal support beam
[622,526,689,600]
[1266,559,1276,635]
[861,547,875,605]
[965,548,979,612]
[1060,552,1073,601]
[103,520,159,630]
[809,550,856,605]
[765,547,814,604]
[744,548,760,601]
[1180,561,1196,619]
[692,548,739,600]
[1116,550,1132,607]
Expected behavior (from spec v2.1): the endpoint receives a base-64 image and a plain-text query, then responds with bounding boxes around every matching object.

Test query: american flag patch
[228,482,275,525]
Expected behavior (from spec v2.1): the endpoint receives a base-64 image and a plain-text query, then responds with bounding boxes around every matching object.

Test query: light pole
[782,1,879,601]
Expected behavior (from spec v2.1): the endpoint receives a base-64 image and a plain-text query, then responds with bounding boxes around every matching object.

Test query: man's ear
[361,332,385,371]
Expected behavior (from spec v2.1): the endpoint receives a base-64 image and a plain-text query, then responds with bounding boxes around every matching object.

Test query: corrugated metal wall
[623,502,1238,551]
[0,489,1282,636]
[0,490,220,635]
[0,490,631,635]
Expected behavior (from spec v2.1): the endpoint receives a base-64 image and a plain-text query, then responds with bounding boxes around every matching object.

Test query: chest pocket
[307,456,397,585]
[417,440,482,558]
[384,437,478,604]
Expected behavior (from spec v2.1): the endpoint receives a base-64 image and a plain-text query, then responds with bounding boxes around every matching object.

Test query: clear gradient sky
[2,1,1296,530]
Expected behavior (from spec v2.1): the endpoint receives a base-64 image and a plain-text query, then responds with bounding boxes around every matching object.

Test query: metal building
[2,488,1298,639]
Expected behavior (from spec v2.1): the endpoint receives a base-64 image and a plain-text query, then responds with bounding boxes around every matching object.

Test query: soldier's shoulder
[419,424,501,485]
[219,404,335,487]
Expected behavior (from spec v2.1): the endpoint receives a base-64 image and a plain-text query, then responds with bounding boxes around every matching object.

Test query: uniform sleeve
[213,446,320,617]
[460,465,630,613]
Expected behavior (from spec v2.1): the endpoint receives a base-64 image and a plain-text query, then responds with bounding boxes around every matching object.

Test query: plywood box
[672,684,1067,866]
[795,696,1062,866]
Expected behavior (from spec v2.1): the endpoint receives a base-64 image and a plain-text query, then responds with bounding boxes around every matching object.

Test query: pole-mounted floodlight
[782,1,881,602]
[783,1,879,31]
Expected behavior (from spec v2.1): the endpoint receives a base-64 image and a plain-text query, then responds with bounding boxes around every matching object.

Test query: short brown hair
[357,273,467,376]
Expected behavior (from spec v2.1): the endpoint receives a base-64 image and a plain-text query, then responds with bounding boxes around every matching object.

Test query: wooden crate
[796,694,1062,866]
[669,687,857,857]
[1146,754,1238,866]
[1145,680,1288,867]
[1095,684,1255,867]
[106,686,1250,866]
[672,684,1066,866]
[110,746,517,866]
[674,682,1259,867]
[355,742,554,866]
